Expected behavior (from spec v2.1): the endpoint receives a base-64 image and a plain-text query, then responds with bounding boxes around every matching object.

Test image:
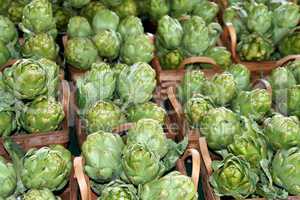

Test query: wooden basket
[0,79,70,159]
[74,147,201,200]
[56,166,78,200]
[199,137,300,200]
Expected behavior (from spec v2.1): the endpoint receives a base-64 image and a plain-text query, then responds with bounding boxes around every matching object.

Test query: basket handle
[178,56,220,71]
[276,55,300,67]
[61,80,70,128]
[112,123,134,133]
[167,86,183,120]
[199,137,213,176]
[226,25,238,62]
[74,157,91,200]
[252,79,272,97]
[62,35,68,48]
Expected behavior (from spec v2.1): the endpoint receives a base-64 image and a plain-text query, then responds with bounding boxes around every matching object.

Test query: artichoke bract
[82,131,124,183]
[140,171,198,200]
[23,189,58,200]
[93,30,121,60]
[204,47,232,69]
[85,101,126,133]
[271,147,300,195]
[117,62,156,105]
[264,113,300,150]
[66,0,90,8]
[192,0,219,24]
[157,48,184,70]
[203,72,237,106]
[76,62,116,110]
[227,64,250,91]
[112,0,138,19]
[65,37,98,70]
[0,41,10,68]
[0,105,16,137]
[92,9,120,32]
[21,145,72,191]
[287,85,300,117]
[20,96,64,133]
[120,34,154,65]
[126,102,166,124]
[117,16,144,39]
[122,143,161,185]
[146,0,170,21]
[0,16,17,45]
[200,107,241,151]
[99,180,138,200]
[279,32,300,56]
[0,156,16,199]
[22,33,59,61]
[67,16,93,38]
[232,89,271,121]
[210,154,259,199]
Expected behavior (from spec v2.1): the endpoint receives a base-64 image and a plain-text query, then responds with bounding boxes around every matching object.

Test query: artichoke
[117,16,144,39]
[53,6,74,33]
[269,67,297,91]
[231,89,271,121]
[126,102,166,124]
[82,131,124,183]
[23,189,58,200]
[203,72,237,106]
[287,85,300,117]
[112,0,138,19]
[157,48,184,70]
[192,0,219,24]
[287,60,300,84]
[99,180,138,200]
[0,104,16,137]
[204,47,232,69]
[0,0,10,15]
[227,64,250,91]
[92,9,120,32]
[8,1,25,24]
[85,101,126,133]
[207,22,223,47]
[210,154,259,199]
[157,15,183,50]
[101,0,123,7]
[67,16,93,38]
[271,147,300,195]
[223,6,247,37]
[65,37,98,70]
[120,34,154,65]
[140,171,198,200]
[22,33,59,61]
[21,145,72,191]
[67,0,90,8]
[0,41,10,67]
[279,32,300,56]
[0,16,17,45]
[80,1,106,22]
[247,3,272,35]
[0,156,16,199]
[76,62,116,110]
[146,0,170,21]
[170,0,197,17]
[93,30,121,60]
[264,113,300,150]
[200,107,241,151]
[117,62,156,105]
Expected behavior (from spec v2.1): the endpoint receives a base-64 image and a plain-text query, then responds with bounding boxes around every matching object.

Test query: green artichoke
[80,1,106,22]
[287,85,300,117]
[203,73,237,106]
[192,0,219,24]
[23,189,58,200]
[0,0,10,15]
[271,147,300,195]
[67,0,90,8]
[53,6,74,33]
[7,1,25,24]
[0,41,10,67]
[67,16,93,38]
[226,64,250,91]
[157,15,183,50]
[140,171,198,200]
[22,33,59,61]
[82,131,124,183]
[120,34,154,65]
[146,0,170,21]
[117,16,144,39]
[101,0,123,7]
[21,145,72,191]
[0,105,16,137]
[223,6,247,37]
[232,89,271,121]
[65,37,98,70]
[279,32,300,57]
[287,60,300,84]
[238,33,274,61]
[99,180,138,200]
[247,3,272,35]
[126,102,166,124]
[0,156,16,199]
[204,47,232,69]
[85,101,126,133]
[210,154,259,199]
[269,67,297,91]
[157,48,184,70]
[93,30,121,60]
[170,0,197,17]
[264,113,300,150]
[76,62,116,110]
[122,143,161,185]
[0,16,17,45]
[92,9,120,32]
[200,107,241,151]
[117,62,156,105]
[113,63,129,80]
[112,0,138,19]
[207,22,223,47]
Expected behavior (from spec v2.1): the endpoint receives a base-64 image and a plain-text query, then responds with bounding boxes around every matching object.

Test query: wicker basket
[57,166,78,200]
[74,147,200,200]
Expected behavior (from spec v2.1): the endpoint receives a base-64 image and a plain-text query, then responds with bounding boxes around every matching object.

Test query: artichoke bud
[67,16,93,38]
[0,156,17,199]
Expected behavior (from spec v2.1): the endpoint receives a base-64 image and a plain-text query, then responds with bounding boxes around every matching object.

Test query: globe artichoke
[157,48,184,70]
[192,0,218,24]
[101,0,123,7]
[287,60,300,84]
[170,0,197,17]
[140,171,198,200]
[204,47,232,69]
[226,64,250,91]
[200,107,241,151]
[53,6,75,33]
[80,1,106,22]
[223,6,247,37]
[207,22,223,48]
[67,16,93,38]
[271,147,300,195]
[264,113,300,150]
[279,32,300,56]
[210,154,259,199]
[0,16,17,45]
[20,96,64,133]
[120,34,154,65]
[269,67,296,91]
[203,72,237,106]
[66,0,90,8]
[0,0,10,15]
[112,0,138,19]
[0,41,10,67]
[0,104,16,137]
[21,145,72,191]
[76,62,116,110]
[117,16,144,39]
[287,85,300,117]
[65,37,98,70]
[146,0,170,21]
[22,33,59,61]
[0,156,16,199]
[99,180,138,200]
[93,30,121,60]
[92,9,120,32]
[126,102,166,124]
[85,101,126,133]
[117,62,156,105]
[82,131,124,183]
[23,189,58,200]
